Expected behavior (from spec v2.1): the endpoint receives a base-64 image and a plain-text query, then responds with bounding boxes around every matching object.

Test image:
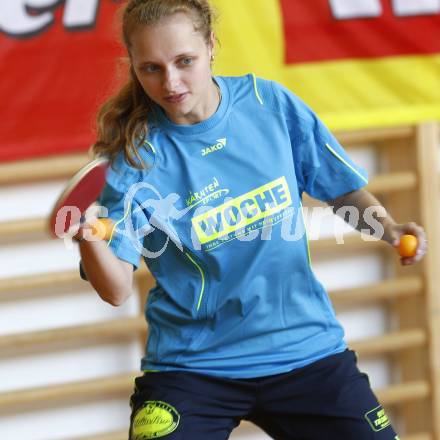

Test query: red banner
[1,0,440,162]
[279,0,440,63]
[0,0,124,162]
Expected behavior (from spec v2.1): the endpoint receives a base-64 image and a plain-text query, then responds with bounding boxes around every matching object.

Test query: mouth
[164,93,188,104]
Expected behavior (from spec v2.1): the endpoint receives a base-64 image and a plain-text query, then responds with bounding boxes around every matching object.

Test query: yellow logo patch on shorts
[131,401,180,439]
[365,405,391,431]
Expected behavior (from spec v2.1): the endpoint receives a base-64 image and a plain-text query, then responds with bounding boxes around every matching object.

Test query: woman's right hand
[75,219,135,307]
[73,217,113,242]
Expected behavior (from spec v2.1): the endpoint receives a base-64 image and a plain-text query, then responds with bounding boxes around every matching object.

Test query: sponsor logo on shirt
[201,138,227,156]
[192,176,293,250]
[185,177,230,209]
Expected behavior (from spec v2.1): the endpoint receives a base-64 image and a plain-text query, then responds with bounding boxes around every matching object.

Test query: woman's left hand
[387,222,427,266]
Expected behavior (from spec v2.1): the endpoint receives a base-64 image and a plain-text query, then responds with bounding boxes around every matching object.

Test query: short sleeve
[98,183,148,270]
[273,82,368,201]
[79,153,152,280]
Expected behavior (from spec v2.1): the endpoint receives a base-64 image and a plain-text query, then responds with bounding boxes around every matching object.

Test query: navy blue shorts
[129,349,399,439]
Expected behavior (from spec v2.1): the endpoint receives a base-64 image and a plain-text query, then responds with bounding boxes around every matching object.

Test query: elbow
[98,286,132,307]
[88,271,133,307]
[104,293,129,307]
[104,296,125,307]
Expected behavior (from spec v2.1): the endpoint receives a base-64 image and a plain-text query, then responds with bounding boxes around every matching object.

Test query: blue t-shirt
[96,74,368,378]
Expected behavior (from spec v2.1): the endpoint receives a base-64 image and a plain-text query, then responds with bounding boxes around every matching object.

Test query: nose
[163,67,180,93]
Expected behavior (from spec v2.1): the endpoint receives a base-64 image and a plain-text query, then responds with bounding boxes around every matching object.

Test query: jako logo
[0,0,102,38]
[201,138,227,156]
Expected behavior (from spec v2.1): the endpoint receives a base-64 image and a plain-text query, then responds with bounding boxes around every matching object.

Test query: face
[129,12,215,125]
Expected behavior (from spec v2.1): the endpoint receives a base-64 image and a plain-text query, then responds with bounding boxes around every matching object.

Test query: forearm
[327,189,397,244]
[79,239,134,306]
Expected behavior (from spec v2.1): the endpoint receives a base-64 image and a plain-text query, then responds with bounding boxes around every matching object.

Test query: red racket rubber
[49,157,109,238]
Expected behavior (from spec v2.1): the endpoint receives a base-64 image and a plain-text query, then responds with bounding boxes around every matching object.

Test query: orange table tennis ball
[91,218,114,241]
[398,234,418,257]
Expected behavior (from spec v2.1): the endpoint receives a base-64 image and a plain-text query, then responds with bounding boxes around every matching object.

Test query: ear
[209,31,216,57]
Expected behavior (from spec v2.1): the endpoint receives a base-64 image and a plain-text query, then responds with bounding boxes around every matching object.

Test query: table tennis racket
[49,157,113,240]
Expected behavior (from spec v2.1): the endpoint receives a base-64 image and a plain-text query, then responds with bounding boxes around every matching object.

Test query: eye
[180,57,193,66]
[140,64,159,73]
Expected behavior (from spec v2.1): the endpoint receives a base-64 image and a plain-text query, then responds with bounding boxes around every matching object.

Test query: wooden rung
[302,173,416,208]
[335,126,415,145]
[0,217,47,240]
[349,329,427,357]
[366,171,417,194]
[403,434,432,440]
[0,153,89,185]
[376,381,430,406]
[0,267,151,299]
[330,276,423,306]
[0,269,82,295]
[0,372,137,414]
[0,317,146,355]
[310,233,385,254]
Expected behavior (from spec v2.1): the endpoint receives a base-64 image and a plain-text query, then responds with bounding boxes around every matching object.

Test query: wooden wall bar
[0,123,438,439]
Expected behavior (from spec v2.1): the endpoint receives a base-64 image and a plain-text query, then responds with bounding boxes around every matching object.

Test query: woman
[76,1,426,438]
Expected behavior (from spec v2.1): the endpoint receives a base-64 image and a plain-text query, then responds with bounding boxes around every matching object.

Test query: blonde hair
[93,0,216,168]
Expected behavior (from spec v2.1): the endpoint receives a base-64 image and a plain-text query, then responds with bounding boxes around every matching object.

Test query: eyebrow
[138,52,198,65]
